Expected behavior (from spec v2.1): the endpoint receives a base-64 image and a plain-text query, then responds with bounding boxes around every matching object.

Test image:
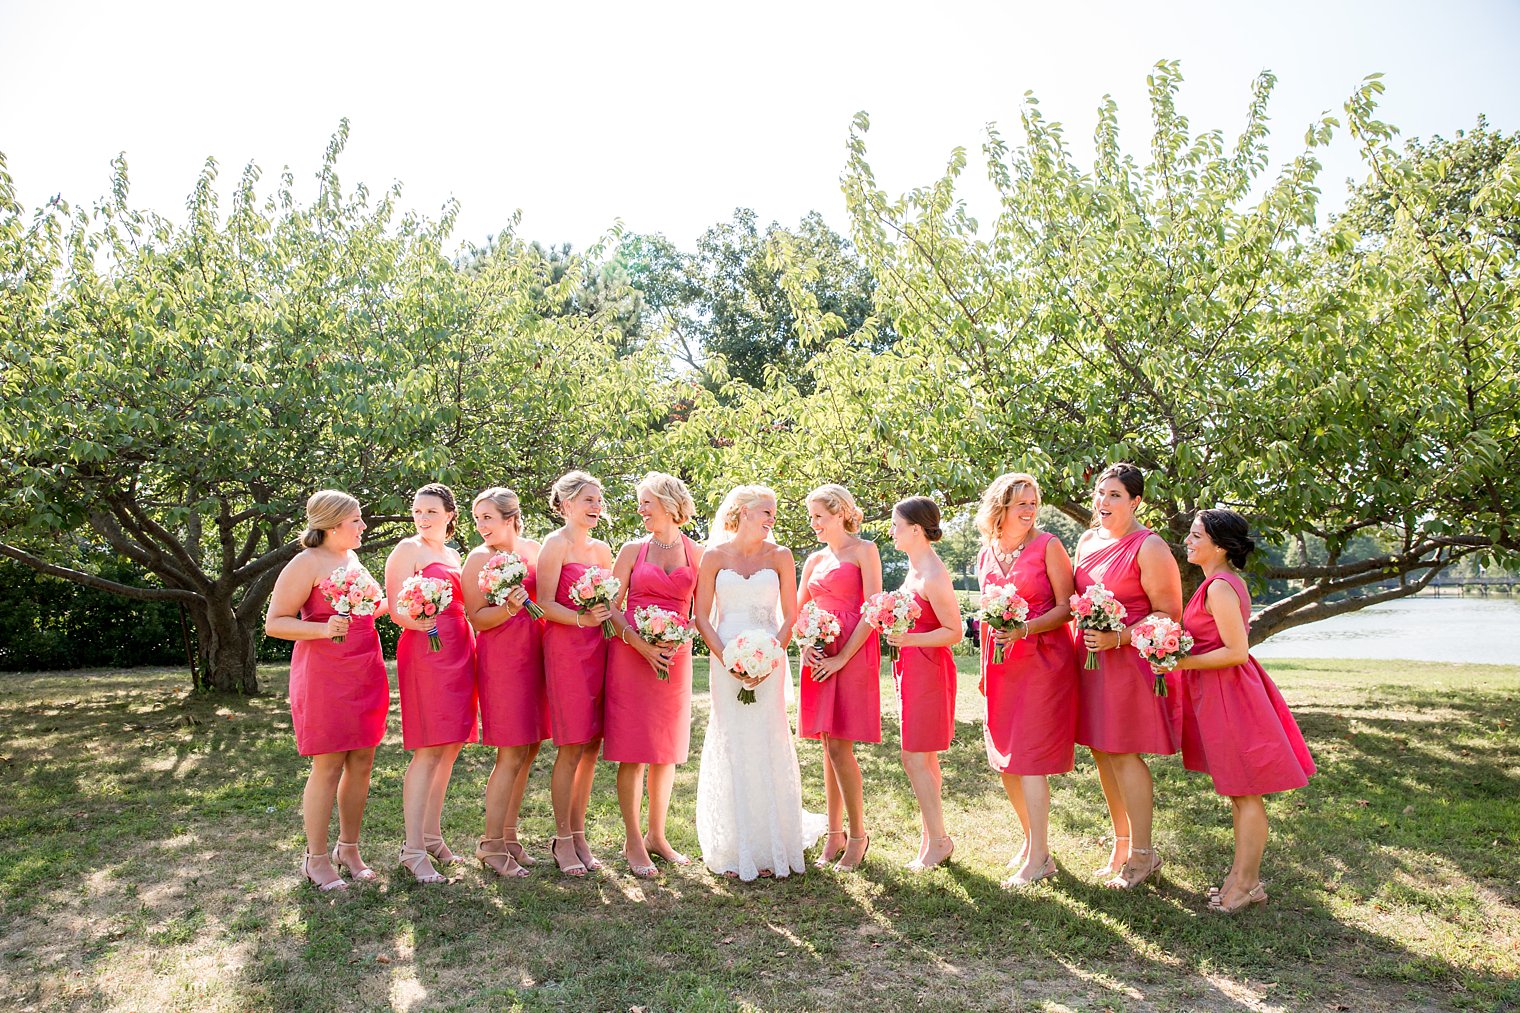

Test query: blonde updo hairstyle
[718,484,776,535]
[301,490,361,549]
[805,484,864,534]
[473,486,523,532]
[549,470,603,518]
[636,471,696,527]
[975,472,1042,547]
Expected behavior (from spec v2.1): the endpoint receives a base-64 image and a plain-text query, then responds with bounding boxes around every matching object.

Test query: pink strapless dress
[1074,528,1178,755]
[799,561,882,743]
[979,533,1078,774]
[542,560,609,745]
[475,563,550,748]
[603,538,698,764]
[1179,572,1316,796]
[288,584,390,756]
[894,592,957,752]
[396,562,478,750]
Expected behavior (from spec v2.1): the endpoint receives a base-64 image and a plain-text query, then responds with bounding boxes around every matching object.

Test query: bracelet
[620,628,631,645]
[575,613,584,628]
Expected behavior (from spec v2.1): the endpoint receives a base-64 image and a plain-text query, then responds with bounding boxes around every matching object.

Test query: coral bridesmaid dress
[475,561,550,748]
[396,561,478,750]
[1179,572,1316,796]
[1074,528,1177,755]
[542,561,609,745]
[979,533,1078,774]
[799,561,882,744]
[288,584,389,756]
[894,592,957,752]
[603,537,699,764]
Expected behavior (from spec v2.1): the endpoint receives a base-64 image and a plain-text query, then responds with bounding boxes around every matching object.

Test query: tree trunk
[197,597,260,694]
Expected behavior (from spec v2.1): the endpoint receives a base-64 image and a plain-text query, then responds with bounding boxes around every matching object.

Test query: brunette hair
[1197,509,1256,569]
[415,482,458,537]
[549,471,603,518]
[806,484,864,534]
[974,473,1040,547]
[1090,462,1145,528]
[473,486,523,532]
[300,490,360,548]
[636,472,697,527]
[894,496,942,542]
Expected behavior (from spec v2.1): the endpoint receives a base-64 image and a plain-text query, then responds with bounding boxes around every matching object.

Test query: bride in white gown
[694,485,827,880]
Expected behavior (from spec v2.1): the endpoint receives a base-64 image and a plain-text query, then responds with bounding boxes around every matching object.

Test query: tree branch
[0,542,203,604]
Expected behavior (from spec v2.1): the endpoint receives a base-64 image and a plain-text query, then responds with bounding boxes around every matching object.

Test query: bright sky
[2,0,1517,252]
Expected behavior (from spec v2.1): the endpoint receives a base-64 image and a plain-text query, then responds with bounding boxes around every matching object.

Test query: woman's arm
[384,540,432,632]
[898,562,963,649]
[1177,579,1251,669]
[1029,537,1075,635]
[265,553,345,641]
[775,547,799,650]
[535,534,585,628]
[693,552,724,657]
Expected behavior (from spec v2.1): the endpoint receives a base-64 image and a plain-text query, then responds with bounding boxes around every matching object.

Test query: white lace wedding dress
[696,568,827,880]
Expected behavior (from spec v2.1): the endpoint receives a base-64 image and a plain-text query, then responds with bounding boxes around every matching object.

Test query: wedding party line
[267,463,1315,915]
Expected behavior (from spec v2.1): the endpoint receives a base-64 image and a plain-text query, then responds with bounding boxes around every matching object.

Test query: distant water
[1252,594,1520,665]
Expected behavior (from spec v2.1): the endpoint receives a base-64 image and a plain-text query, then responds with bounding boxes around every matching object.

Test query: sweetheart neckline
[716,567,779,582]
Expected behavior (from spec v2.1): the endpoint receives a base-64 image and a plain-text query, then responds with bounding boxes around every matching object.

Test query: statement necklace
[993,531,1034,567]
[649,534,680,550]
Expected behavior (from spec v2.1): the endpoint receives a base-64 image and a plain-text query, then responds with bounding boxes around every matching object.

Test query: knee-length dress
[397,561,478,750]
[1179,572,1316,796]
[799,561,883,744]
[979,533,1078,774]
[603,537,698,764]
[541,560,609,746]
[475,561,550,748]
[1074,528,1178,755]
[895,592,957,752]
[288,584,390,756]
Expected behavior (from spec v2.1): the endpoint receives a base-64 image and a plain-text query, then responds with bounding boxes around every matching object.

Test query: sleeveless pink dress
[475,560,550,748]
[603,538,699,764]
[1074,528,1178,755]
[894,592,957,752]
[542,560,609,745]
[799,561,883,743]
[978,533,1078,774]
[288,584,389,756]
[396,561,478,750]
[1179,572,1316,796]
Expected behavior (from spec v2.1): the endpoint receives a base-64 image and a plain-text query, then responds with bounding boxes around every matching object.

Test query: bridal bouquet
[396,574,453,652]
[317,565,383,643]
[632,605,697,680]
[791,601,842,660]
[1070,582,1126,670]
[861,590,921,663]
[722,629,785,705]
[568,565,621,638]
[478,551,545,619]
[977,582,1030,665]
[1129,616,1194,696]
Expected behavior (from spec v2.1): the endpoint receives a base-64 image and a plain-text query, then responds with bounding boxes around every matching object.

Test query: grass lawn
[1,655,1516,1012]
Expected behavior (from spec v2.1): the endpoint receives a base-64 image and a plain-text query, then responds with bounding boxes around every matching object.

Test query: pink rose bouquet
[318,565,383,644]
[792,601,843,658]
[568,565,621,638]
[632,605,697,680]
[721,629,786,704]
[977,581,1030,665]
[1128,616,1194,696]
[479,551,545,619]
[1070,582,1126,670]
[396,574,453,652]
[861,589,921,662]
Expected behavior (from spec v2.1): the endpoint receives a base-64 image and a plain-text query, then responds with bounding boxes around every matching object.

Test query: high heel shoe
[503,825,536,868]
[834,834,871,872]
[1105,847,1162,890]
[623,846,658,879]
[422,833,459,866]
[814,829,847,869]
[1209,883,1268,914]
[399,845,447,884]
[644,836,691,866]
[476,837,529,879]
[571,830,603,871]
[1093,835,1129,878]
[331,840,377,882]
[909,835,954,871]
[550,835,587,877]
[302,852,347,892]
[1002,854,1057,888]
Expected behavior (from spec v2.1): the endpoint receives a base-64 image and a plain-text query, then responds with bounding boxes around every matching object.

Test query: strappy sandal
[1209,882,1268,913]
[550,835,587,877]
[835,834,871,872]
[571,830,603,871]
[1002,854,1057,888]
[477,837,529,878]
[1094,835,1129,878]
[644,836,691,865]
[331,840,377,882]
[814,829,847,869]
[422,833,459,866]
[908,835,954,871]
[399,845,447,884]
[623,846,658,879]
[302,852,347,892]
[1105,847,1162,890]
[503,825,536,868]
